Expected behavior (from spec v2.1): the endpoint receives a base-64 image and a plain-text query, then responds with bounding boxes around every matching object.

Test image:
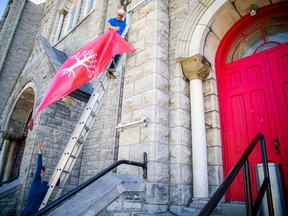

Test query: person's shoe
[108,71,116,79]
[107,68,116,72]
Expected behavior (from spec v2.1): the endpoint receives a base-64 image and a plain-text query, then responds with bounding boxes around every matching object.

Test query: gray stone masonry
[0,1,44,113]
[0,179,22,216]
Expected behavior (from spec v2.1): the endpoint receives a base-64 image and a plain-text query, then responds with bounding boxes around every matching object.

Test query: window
[64,0,82,34]
[83,0,96,16]
[226,17,288,63]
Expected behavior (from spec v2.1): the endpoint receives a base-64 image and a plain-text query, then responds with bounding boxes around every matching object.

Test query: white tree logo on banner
[59,50,98,78]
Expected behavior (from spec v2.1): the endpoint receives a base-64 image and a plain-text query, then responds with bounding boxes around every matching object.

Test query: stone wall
[0,180,22,216]
[116,0,171,213]
[0,1,45,114]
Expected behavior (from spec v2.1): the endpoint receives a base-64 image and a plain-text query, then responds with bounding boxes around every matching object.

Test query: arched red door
[216,2,288,202]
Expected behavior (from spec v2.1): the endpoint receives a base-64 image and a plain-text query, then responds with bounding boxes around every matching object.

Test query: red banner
[28,30,134,130]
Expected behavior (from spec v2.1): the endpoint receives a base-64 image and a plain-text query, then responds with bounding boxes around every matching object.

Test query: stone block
[119,126,141,145]
[205,111,220,129]
[122,94,142,112]
[147,162,169,183]
[142,89,169,109]
[169,62,184,80]
[156,73,169,94]
[170,92,190,111]
[123,200,142,211]
[204,94,219,112]
[141,203,169,214]
[170,77,189,95]
[203,78,217,96]
[211,2,241,39]
[170,109,191,128]
[204,31,221,67]
[169,184,192,205]
[207,146,223,166]
[106,197,123,212]
[141,124,169,144]
[170,126,191,146]
[170,163,192,184]
[136,45,157,66]
[145,182,169,204]
[208,165,223,186]
[206,128,221,147]
[134,73,155,94]
[124,65,144,85]
[170,144,191,164]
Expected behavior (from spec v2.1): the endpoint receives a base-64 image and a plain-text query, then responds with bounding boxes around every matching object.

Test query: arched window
[226,17,288,63]
[83,0,96,17]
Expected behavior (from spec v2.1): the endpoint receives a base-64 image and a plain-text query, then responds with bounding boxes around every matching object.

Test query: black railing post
[143,152,147,179]
[260,137,274,216]
[198,133,276,216]
[243,160,253,215]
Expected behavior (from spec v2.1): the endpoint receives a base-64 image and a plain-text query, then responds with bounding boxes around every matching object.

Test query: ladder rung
[84,124,90,131]
[77,135,84,144]
[90,111,96,117]
[69,154,77,159]
[62,169,70,174]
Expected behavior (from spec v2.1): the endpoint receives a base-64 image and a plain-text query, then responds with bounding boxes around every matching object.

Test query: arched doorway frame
[215,1,288,201]
[174,0,287,199]
[0,77,38,183]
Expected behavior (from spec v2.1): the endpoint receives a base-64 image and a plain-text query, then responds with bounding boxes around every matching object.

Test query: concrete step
[221,202,246,216]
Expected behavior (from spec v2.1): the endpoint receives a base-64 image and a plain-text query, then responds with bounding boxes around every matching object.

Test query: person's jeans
[109,54,121,69]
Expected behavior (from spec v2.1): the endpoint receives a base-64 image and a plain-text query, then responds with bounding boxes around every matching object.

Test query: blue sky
[0,0,8,18]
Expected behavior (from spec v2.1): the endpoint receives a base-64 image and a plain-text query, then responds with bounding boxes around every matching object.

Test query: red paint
[216,2,288,202]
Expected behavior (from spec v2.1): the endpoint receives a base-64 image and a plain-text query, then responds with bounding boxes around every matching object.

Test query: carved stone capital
[58,9,68,16]
[177,54,211,81]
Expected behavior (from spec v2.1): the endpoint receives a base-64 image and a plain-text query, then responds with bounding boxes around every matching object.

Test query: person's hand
[38,140,44,154]
[113,26,119,31]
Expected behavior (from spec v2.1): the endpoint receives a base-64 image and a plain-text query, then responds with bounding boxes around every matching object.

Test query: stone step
[46,173,145,216]
[221,202,246,216]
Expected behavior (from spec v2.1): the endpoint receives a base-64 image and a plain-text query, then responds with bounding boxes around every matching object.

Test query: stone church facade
[0,0,287,215]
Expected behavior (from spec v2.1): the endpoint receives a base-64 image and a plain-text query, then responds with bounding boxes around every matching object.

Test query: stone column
[178,54,210,199]
[3,140,17,181]
[0,139,10,180]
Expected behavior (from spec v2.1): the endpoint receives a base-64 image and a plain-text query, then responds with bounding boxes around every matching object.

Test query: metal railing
[33,152,147,216]
[199,133,274,216]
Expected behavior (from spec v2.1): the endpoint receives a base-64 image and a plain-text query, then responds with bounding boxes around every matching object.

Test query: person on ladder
[105,8,126,79]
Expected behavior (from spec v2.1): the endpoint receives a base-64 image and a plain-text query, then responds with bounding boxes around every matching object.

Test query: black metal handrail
[33,152,147,216]
[199,133,274,216]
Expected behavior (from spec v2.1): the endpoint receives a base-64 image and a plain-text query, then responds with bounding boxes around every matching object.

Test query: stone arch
[175,0,228,59]
[0,79,37,182]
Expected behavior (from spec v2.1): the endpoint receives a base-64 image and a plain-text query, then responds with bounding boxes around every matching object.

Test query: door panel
[220,44,288,201]
[267,43,288,198]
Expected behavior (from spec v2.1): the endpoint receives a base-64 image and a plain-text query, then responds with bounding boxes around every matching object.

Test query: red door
[220,42,288,201]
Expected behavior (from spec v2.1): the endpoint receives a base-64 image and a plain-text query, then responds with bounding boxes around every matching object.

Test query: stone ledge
[0,179,21,199]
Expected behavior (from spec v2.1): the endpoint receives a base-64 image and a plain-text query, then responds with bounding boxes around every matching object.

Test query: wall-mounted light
[250,4,258,16]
